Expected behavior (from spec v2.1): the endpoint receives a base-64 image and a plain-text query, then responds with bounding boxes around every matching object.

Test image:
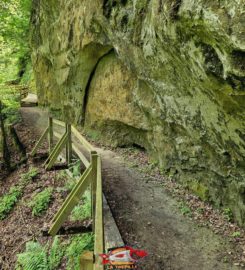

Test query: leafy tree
[0,0,32,83]
[0,0,31,46]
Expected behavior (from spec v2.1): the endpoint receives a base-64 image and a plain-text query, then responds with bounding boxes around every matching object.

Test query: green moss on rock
[31,0,245,225]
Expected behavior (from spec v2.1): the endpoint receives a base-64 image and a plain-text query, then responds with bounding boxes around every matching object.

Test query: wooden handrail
[53,119,94,153]
[71,126,94,152]
[53,119,66,128]
[72,144,90,168]
[31,117,104,268]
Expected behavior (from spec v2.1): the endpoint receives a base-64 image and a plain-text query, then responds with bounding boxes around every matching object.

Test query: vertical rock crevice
[81,48,114,125]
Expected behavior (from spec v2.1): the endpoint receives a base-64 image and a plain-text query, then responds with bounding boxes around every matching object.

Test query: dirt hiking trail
[21,107,241,270]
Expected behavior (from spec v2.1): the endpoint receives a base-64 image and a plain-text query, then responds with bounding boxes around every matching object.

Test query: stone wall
[31,0,245,224]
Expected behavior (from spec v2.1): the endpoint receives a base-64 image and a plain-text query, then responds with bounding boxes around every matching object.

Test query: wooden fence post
[91,151,98,231]
[94,156,104,270]
[66,124,72,165]
[80,251,94,270]
[49,117,53,154]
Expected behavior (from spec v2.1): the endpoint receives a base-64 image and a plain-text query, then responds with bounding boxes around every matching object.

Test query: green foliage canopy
[0,0,32,83]
[0,0,31,46]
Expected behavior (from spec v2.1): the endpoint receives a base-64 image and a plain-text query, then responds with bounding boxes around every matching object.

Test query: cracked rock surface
[31,0,245,224]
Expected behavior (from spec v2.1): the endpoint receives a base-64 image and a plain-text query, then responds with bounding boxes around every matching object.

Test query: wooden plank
[71,126,94,152]
[30,126,49,157]
[50,165,92,224]
[94,157,104,270]
[44,133,67,169]
[42,222,92,236]
[53,119,66,127]
[72,144,90,168]
[54,130,90,168]
[53,131,62,139]
[44,132,67,165]
[49,166,92,236]
[45,133,68,170]
[53,120,94,153]
[103,195,124,251]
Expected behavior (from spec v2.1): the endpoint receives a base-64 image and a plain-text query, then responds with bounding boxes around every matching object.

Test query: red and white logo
[100,246,148,268]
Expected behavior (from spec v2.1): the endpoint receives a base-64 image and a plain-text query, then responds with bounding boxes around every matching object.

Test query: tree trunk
[9,125,26,158]
[0,101,11,172]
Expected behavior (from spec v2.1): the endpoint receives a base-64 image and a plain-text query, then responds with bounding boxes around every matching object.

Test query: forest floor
[13,106,245,270]
[0,117,93,269]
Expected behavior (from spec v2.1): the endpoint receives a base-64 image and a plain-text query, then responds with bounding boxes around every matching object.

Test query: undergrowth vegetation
[16,237,65,270]
[28,187,53,216]
[0,0,32,84]
[0,167,38,219]
[0,85,24,171]
[0,0,34,170]
[0,85,21,124]
[1,161,94,269]
[65,234,94,270]
[56,167,91,222]
[71,190,91,221]
[21,167,38,184]
[15,234,94,270]
[0,186,22,220]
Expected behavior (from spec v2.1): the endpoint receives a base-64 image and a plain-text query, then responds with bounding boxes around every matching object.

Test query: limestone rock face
[31,0,245,224]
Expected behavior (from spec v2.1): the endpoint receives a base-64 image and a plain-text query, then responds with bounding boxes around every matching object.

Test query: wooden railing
[30,117,104,270]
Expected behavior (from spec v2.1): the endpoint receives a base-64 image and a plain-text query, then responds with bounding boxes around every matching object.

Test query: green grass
[28,188,53,216]
[0,186,22,220]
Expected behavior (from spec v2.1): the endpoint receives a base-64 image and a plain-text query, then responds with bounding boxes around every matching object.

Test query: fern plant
[15,242,48,270]
[21,167,39,185]
[28,188,53,216]
[71,190,91,221]
[0,167,39,220]
[0,186,22,220]
[16,237,64,270]
[66,234,94,270]
[49,237,65,269]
